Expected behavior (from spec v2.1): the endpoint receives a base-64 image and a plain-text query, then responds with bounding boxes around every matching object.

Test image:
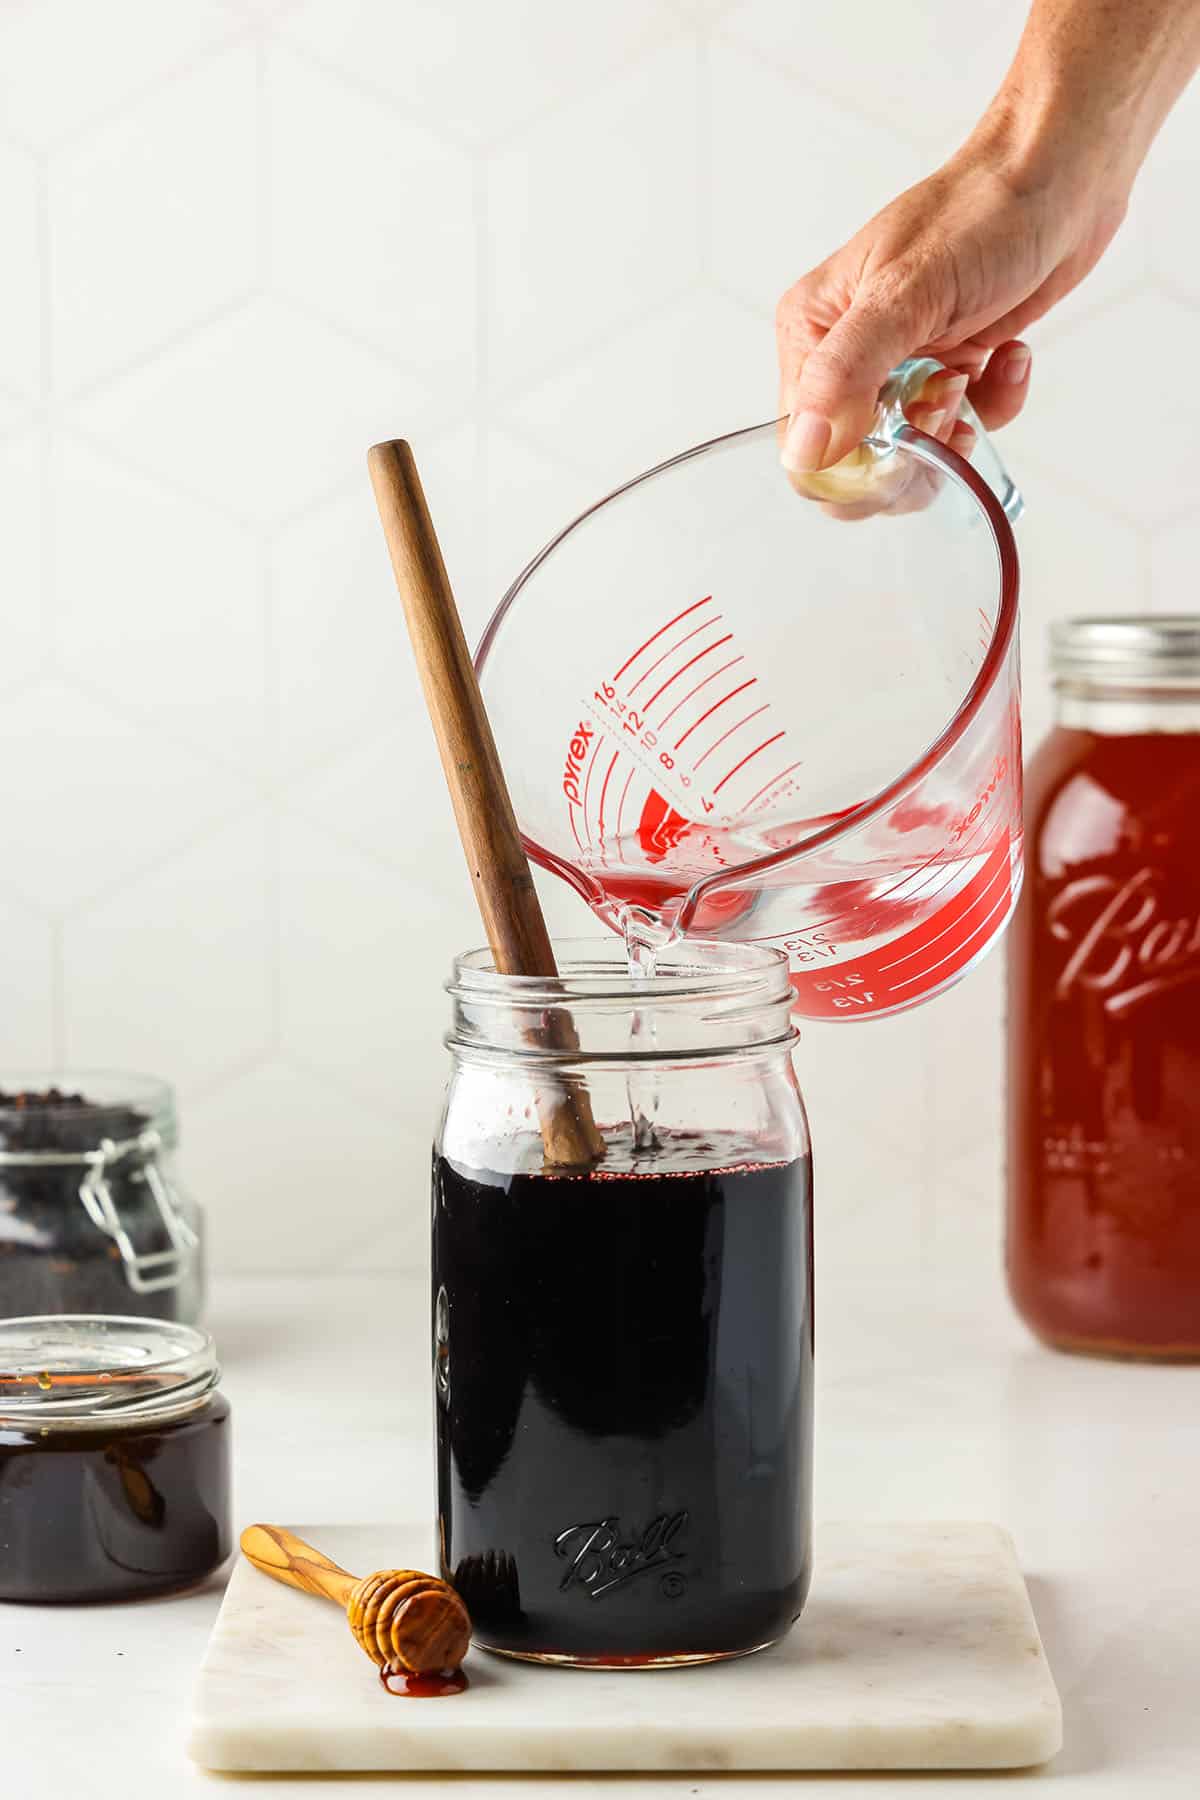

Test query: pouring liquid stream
[623,908,672,1156]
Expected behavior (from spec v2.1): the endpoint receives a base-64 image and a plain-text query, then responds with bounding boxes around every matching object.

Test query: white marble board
[189,1520,1062,1774]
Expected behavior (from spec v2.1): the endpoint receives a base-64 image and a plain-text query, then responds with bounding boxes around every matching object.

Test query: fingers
[780,291,925,474]
[965,340,1031,430]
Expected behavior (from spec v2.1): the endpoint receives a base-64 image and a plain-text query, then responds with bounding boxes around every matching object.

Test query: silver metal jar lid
[0,1314,219,1429]
[1050,616,1200,687]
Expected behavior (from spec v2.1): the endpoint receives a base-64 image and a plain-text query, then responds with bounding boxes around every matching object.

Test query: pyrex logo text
[562,722,595,806]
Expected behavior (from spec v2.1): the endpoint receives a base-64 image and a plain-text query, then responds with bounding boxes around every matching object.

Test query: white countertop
[5,1235,1199,1795]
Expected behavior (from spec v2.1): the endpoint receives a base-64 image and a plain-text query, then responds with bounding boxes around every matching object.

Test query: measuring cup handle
[880,357,1023,523]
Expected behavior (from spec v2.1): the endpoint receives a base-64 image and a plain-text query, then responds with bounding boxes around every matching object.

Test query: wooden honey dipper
[240,1525,471,1677]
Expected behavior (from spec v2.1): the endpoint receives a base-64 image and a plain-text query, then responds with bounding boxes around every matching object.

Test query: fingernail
[941,374,969,411]
[781,410,833,472]
[1002,345,1031,385]
[922,410,946,437]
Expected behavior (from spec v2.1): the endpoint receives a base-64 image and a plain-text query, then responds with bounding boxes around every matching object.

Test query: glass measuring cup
[476,361,1022,1021]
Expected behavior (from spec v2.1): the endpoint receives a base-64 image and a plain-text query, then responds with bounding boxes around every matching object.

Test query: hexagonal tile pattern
[479,427,599,622]
[0,0,235,149]
[185,1057,424,1272]
[74,298,438,524]
[0,896,54,1066]
[277,816,477,1115]
[53,440,266,764]
[266,49,474,385]
[0,677,241,912]
[49,47,257,394]
[63,814,272,1093]
[0,140,41,399]
[1018,293,1200,527]
[289,725,464,881]
[487,41,700,389]
[0,432,48,698]
[502,291,774,489]
[271,483,423,776]
[710,43,926,314]
[282,0,679,143]
[725,0,1027,156]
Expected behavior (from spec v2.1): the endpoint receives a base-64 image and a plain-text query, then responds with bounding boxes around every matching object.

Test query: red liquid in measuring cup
[547,593,1019,1019]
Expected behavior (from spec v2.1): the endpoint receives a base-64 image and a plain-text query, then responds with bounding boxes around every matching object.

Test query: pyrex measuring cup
[476,360,1022,1021]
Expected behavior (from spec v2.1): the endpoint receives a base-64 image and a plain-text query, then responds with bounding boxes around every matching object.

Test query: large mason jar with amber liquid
[1007,618,1200,1358]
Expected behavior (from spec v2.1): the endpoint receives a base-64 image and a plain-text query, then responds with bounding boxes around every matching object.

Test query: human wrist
[967,79,1135,214]
[973,0,1200,205]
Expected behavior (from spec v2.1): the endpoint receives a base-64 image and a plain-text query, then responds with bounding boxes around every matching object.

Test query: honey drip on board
[379,1664,469,1698]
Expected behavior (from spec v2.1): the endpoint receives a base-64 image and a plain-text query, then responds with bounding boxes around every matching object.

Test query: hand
[777,0,1200,475]
[776,126,1116,472]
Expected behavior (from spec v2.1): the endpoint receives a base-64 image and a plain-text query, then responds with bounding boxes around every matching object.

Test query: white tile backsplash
[48,47,258,394]
[0,0,237,150]
[53,441,266,763]
[1,0,1197,1271]
[486,41,701,388]
[725,0,1029,154]
[281,0,679,145]
[73,297,429,524]
[62,813,274,1093]
[0,677,241,912]
[0,432,48,694]
[709,43,926,313]
[265,49,477,383]
[0,140,42,401]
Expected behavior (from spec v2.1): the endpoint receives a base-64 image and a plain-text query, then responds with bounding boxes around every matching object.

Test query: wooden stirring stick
[367,439,603,1170]
[240,1525,470,1675]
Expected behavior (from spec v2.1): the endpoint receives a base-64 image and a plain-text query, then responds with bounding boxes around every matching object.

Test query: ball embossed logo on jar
[554,1511,689,1601]
[1047,868,1200,1013]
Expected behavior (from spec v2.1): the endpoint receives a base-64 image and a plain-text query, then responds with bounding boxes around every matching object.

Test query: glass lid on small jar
[0,1314,219,1428]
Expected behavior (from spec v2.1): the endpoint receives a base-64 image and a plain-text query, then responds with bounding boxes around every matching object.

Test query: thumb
[781,294,921,473]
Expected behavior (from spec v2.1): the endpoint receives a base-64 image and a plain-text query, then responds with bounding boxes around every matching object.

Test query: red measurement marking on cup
[783,831,1013,1018]
[562,597,802,862]
[674,679,758,752]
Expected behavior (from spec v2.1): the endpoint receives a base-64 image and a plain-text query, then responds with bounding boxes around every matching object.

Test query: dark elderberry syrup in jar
[0,1315,231,1603]
[434,943,813,1666]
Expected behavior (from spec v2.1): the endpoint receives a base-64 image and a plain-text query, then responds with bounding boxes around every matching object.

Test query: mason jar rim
[446,938,793,1007]
[0,1314,218,1430]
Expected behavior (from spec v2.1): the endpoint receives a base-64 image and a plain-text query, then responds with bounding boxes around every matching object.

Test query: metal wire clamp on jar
[0,1075,204,1323]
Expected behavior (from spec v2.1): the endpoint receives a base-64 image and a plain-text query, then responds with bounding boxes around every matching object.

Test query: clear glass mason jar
[1007,617,1200,1358]
[0,1074,204,1325]
[433,940,813,1667]
[0,1314,232,1601]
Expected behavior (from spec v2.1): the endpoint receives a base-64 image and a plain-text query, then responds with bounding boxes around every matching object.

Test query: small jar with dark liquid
[434,940,813,1667]
[0,1315,232,1602]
